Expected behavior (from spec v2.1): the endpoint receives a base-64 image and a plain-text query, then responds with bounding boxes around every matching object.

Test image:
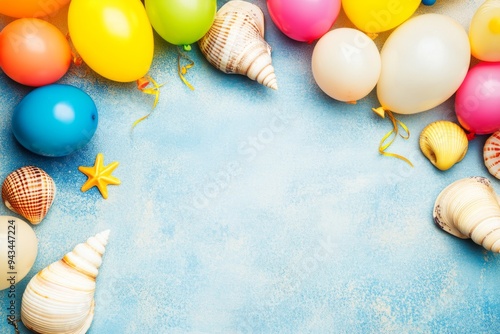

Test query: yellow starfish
[78,153,121,199]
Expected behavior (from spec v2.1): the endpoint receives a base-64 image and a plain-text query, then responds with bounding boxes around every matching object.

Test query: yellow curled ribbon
[133,75,164,130]
[177,46,195,91]
[372,107,413,167]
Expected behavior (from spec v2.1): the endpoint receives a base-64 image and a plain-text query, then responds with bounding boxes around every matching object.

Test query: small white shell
[483,130,500,178]
[433,177,500,252]
[419,121,468,171]
[2,166,56,224]
[21,230,110,333]
[198,0,278,90]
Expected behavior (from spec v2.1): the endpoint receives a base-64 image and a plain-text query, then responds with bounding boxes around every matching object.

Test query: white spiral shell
[198,0,278,90]
[21,230,110,333]
[433,177,500,252]
[483,130,500,178]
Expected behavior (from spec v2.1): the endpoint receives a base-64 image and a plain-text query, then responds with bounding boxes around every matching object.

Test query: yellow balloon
[342,0,420,34]
[469,0,500,61]
[68,0,154,82]
[0,216,38,291]
[0,0,70,18]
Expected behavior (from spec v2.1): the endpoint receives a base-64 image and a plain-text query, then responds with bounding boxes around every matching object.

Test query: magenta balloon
[455,62,500,135]
[267,0,341,43]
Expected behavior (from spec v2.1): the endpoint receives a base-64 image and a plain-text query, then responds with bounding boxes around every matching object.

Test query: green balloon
[145,0,217,47]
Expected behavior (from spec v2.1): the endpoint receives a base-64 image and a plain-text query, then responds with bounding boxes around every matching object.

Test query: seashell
[433,176,500,252]
[198,0,278,90]
[21,230,110,334]
[419,120,468,171]
[483,130,500,178]
[2,166,56,224]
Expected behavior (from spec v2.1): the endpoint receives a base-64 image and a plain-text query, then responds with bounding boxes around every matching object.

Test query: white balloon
[0,216,38,290]
[376,13,470,115]
[312,28,381,103]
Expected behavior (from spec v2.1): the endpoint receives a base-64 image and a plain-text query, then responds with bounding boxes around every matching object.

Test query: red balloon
[0,18,71,87]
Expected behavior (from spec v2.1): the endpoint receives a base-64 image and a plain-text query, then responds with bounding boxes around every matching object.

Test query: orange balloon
[0,18,71,86]
[0,0,70,18]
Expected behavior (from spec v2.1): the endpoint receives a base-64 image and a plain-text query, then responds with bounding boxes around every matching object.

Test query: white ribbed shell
[433,177,500,252]
[21,230,110,334]
[198,0,278,90]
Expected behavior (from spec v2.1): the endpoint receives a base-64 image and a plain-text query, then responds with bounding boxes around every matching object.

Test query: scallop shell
[198,0,278,90]
[433,176,500,252]
[483,130,500,178]
[21,230,110,334]
[2,166,56,224]
[419,121,468,171]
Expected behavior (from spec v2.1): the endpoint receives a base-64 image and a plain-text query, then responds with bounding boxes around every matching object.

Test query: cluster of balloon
[0,0,70,18]
[267,0,341,43]
[0,18,71,87]
[455,0,500,136]
[0,2,100,157]
[68,0,154,83]
[145,0,217,50]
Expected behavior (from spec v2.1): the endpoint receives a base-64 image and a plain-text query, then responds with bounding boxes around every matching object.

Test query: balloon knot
[466,131,476,141]
[346,100,357,105]
[372,107,386,118]
[183,44,192,52]
[367,33,378,40]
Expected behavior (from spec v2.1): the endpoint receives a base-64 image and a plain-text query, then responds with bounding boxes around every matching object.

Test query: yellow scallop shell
[419,121,468,171]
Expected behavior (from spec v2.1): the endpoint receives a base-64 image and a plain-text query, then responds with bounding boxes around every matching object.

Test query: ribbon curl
[177,46,195,91]
[133,75,164,130]
[372,107,413,167]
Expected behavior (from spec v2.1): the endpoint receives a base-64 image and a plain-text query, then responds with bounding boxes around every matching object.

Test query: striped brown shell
[484,131,500,179]
[198,0,278,90]
[2,166,56,224]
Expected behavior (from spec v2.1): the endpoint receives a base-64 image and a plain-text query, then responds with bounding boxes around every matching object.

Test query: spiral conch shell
[2,166,56,224]
[198,0,278,90]
[419,121,468,171]
[21,230,110,333]
[433,177,500,252]
[483,130,500,179]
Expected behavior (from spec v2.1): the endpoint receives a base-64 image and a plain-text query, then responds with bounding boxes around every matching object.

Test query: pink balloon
[267,0,341,43]
[455,62,500,135]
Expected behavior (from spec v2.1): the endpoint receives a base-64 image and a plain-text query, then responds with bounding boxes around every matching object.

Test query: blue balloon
[12,84,98,157]
[422,0,436,5]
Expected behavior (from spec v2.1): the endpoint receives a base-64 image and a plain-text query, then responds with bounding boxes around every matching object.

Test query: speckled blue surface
[1,1,499,333]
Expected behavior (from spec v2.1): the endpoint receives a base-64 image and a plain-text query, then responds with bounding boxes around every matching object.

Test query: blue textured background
[1,0,499,333]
